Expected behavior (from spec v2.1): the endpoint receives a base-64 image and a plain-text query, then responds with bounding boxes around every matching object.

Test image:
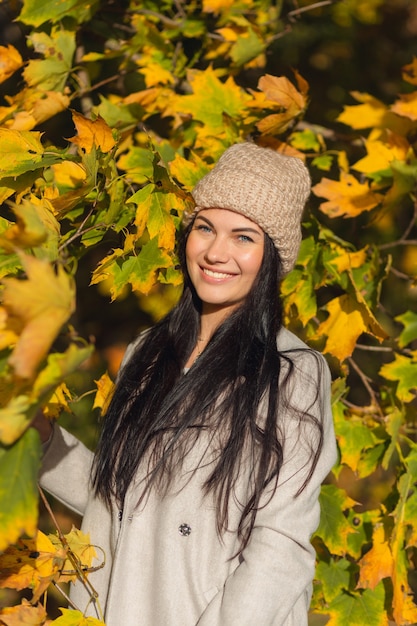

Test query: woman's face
[185,208,265,317]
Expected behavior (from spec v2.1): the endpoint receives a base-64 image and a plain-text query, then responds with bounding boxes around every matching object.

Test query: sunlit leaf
[0,428,40,551]
[0,598,46,626]
[402,57,417,86]
[315,558,352,603]
[316,293,387,361]
[51,608,105,625]
[352,130,409,175]
[337,92,389,129]
[0,530,66,601]
[0,45,23,85]
[49,526,98,583]
[93,372,114,414]
[391,91,417,121]
[313,173,383,218]
[23,29,75,92]
[9,91,70,131]
[0,129,45,177]
[315,485,357,555]
[19,0,99,27]
[379,352,417,404]
[325,583,388,626]
[2,254,75,379]
[357,525,393,590]
[69,111,116,153]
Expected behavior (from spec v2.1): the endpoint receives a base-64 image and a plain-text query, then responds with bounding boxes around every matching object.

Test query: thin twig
[355,343,393,352]
[348,357,383,417]
[287,0,335,19]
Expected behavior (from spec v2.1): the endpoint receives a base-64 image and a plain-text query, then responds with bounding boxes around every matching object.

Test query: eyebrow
[195,214,263,236]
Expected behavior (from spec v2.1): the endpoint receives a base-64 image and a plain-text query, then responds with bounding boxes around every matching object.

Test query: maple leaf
[256,73,308,135]
[395,311,417,348]
[391,90,417,121]
[0,129,45,178]
[93,372,114,414]
[379,352,417,403]
[337,92,389,129]
[51,608,105,626]
[357,524,393,590]
[69,111,116,153]
[49,526,98,583]
[0,598,46,626]
[316,293,387,361]
[315,485,358,555]
[202,0,234,13]
[0,197,59,253]
[0,45,23,85]
[313,172,383,218]
[325,584,388,626]
[174,66,250,131]
[2,254,75,379]
[9,91,70,132]
[0,530,67,602]
[0,429,40,551]
[352,129,409,175]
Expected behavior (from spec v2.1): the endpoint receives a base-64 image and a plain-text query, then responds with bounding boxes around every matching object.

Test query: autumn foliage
[0,1,416,624]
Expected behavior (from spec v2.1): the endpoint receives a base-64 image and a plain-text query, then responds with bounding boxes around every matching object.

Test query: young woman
[39,142,337,626]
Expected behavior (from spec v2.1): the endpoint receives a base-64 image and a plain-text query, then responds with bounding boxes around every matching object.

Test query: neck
[199,304,235,341]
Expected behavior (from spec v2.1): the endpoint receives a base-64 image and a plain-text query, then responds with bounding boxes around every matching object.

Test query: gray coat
[40,328,337,626]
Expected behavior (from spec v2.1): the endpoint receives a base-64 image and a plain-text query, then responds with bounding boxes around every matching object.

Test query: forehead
[195,208,263,232]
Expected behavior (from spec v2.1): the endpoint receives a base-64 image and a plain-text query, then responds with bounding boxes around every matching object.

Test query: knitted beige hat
[188,142,311,275]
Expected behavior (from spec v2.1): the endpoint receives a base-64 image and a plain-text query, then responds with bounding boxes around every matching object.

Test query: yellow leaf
[203,0,235,12]
[139,62,175,88]
[330,247,368,273]
[0,395,32,446]
[52,608,106,625]
[0,45,23,85]
[0,306,18,350]
[0,598,46,626]
[216,27,239,42]
[391,91,417,121]
[0,198,59,251]
[42,382,72,420]
[357,525,393,590]
[2,255,75,379]
[49,526,98,584]
[402,57,417,85]
[317,293,387,361]
[69,111,116,153]
[313,172,383,218]
[0,530,66,602]
[8,91,70,131]
[93,372,114,414]
[353,130,409,174]
[51,161,87,189]
[337,91,389,129]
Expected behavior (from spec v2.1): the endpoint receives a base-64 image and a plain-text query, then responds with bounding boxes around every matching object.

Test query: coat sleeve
[197,351,338,626]
[38,425,94,517]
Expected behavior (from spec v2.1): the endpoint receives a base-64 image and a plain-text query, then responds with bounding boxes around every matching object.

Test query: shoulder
[276,326,311,352]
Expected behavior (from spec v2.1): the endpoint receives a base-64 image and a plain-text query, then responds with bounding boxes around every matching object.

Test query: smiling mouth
[202,268,235,279]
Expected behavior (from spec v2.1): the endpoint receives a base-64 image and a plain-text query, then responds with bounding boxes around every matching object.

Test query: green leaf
[290,129,321,152]
[230,27,264,66]
[315,485,357,555]
[24,30,76,92]
[325,583,387,626]
[18,0,99,27]
[395,311,417,348]
[315,558,352,603]
[52,607,105,625]
[379,352,417,403]
[0,428,41,551]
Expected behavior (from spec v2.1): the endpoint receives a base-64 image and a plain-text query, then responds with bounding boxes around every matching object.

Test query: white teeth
[203,268,233,279]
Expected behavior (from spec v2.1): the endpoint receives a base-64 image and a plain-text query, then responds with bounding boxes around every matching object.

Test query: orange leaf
[2,255,75,379]
[357,525,393,590]
[402,57,417,86]
[391,91,417,121]
[0,531,66,602]
[0,598,46,626]
[313,172,383,218]
[69,111,116,153]
[257,74,307,113]
[0,45,23,85]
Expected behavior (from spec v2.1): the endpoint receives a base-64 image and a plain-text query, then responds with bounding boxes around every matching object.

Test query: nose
[204,235,229,264]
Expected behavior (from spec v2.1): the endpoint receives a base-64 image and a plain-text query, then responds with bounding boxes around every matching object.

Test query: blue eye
[196,224,212,233]
[238,234,253,243]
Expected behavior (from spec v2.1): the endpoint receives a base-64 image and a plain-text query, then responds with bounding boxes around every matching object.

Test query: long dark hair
[92,220,324,551]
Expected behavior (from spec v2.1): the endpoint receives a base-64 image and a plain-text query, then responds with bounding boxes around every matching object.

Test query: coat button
[178,523,192,536]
